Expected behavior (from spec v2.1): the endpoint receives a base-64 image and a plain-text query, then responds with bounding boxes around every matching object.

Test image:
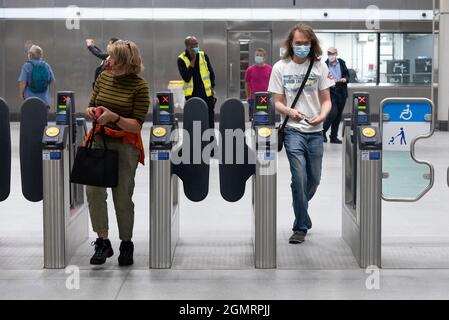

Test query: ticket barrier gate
[150,93,210,268]
[342,93,382,268]
[149,92,277,269]
[219,93,277,269]
[41,93,89,269]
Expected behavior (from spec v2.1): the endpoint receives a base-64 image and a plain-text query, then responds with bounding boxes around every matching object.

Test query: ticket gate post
[41,92,89,269]
[251,93,277,269]
[342,93,382,268]
[219,92,277,269]
[56,92,87,207]
[149,92,181,269]
[42,126,88,269]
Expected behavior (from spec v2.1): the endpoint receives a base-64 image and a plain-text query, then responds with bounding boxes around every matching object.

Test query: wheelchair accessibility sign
[382,100,432,152]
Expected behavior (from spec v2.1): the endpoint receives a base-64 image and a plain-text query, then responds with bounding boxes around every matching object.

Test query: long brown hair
[107,40,144,75]
[282,23,322,61]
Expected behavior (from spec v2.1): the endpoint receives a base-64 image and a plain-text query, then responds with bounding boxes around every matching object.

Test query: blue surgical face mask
[193,47,200,54]
[293,45,311,59]
[255,56,264,65]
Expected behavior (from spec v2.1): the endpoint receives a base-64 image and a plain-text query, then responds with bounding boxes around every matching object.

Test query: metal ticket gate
[0,98,11,202]
[149,92,277,269]
[342,94,435,268]
[342,93,383,268]
[41,93,89,269]
[219,93,277,269]
[149,92,209,269]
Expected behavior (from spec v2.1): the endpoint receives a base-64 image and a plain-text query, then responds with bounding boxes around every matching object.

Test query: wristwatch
[114,114,121,124]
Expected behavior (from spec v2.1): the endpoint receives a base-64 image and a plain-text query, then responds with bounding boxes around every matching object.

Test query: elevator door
[227,31,272,100]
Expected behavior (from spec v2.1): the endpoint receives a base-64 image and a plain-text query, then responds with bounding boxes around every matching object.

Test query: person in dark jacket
[323,47,350,144]
[86,38,119,88]
[177,36,217,156]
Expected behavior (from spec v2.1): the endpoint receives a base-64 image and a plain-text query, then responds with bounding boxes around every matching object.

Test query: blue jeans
[284,127,324,233]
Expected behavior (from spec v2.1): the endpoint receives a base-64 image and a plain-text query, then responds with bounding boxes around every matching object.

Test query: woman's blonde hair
[107,40,144,74]
[282,23,322,61]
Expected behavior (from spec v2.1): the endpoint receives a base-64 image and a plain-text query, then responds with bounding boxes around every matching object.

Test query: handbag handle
[86,121,109,151]
[279,58,315,131]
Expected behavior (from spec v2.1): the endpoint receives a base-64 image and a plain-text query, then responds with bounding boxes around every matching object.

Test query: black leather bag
[277,59,314,152]
[70,123,119,188]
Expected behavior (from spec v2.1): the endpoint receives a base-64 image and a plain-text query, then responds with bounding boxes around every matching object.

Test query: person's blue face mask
[193,47,200,54]
[293,45,311,59]
[255,56,264,64]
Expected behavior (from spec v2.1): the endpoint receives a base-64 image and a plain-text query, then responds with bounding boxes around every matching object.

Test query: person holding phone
[268,24,334,244]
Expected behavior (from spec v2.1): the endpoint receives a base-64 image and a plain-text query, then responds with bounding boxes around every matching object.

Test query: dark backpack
[27,61,50,93]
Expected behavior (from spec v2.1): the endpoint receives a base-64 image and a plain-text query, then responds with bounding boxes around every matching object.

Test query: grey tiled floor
[1,122,449,299]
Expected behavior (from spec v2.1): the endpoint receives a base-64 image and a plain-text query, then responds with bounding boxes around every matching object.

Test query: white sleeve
[268,62,284,95]
[318,60,336,91]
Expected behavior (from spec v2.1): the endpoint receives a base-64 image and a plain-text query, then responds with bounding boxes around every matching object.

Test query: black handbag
[70,122,119,188]
[277,59,314,152]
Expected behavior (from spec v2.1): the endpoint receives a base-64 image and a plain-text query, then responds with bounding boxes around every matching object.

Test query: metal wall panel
[4,20,56,112]
[1,0,434,9]
[102,20,154,109]
[0,20,5,99]
[55,0,104,7]
[54,20,103,114]
[203,21,227,110]
[152,21,202,109]
[0,17,434,115]
[3,0,55,7]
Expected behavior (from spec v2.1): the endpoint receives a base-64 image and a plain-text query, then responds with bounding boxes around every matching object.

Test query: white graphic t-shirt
[268,58,335,133]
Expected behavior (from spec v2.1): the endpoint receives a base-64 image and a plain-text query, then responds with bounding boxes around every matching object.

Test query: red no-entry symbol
[259,96,268,104]
[358,96,366,104]
[161,96,169,104]
[62,96,69,103]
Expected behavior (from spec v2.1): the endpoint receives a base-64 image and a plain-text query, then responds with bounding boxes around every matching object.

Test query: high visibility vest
[179,51,212,97]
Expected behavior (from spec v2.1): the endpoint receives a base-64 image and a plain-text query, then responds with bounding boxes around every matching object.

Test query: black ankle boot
[118,241,134,266]
[90,238,114,265]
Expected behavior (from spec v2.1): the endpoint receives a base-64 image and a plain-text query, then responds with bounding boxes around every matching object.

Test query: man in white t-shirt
[268,23,335,244]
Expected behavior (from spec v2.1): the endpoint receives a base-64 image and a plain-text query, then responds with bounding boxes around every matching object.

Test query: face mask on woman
[255,56,265,65]
[293,45,311,59]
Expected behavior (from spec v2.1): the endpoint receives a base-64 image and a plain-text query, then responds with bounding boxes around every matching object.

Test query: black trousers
[323,90,347,140]
[186,95,216,144]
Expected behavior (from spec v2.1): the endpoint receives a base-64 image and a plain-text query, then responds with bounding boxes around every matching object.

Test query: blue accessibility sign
[383,101,432,123]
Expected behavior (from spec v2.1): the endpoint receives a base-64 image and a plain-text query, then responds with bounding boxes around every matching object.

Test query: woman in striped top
[85,40,150,267]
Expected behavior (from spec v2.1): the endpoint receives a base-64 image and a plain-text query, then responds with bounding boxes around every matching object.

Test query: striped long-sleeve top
[89,71,150,130]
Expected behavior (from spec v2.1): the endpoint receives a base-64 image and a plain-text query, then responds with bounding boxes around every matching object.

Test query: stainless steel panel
[0,18,434,116]
[346,85,432,117]
[0,19,5,98]
[152,21,202,107]
[102,20,153,108]
[203,21,227,112]
[254,158,277,269]
[342,128,382,268]
[356,149,382,268]
[4,20,55,113]
[43,145,69,269]
[3,0,55,7]
[149,158,180,269]
[55,0,104,7]
[54,20,103,114]
[227,30,272,100]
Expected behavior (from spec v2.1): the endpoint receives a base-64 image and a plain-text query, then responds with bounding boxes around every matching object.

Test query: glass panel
[380,33,433,85]
[317,32,378,83]
[382,99,434,200]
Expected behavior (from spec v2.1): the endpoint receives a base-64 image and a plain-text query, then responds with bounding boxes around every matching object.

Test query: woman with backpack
[18,45,55,108]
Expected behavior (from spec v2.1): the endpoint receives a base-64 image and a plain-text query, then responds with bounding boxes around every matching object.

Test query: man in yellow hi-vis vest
[177,36,217,156]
